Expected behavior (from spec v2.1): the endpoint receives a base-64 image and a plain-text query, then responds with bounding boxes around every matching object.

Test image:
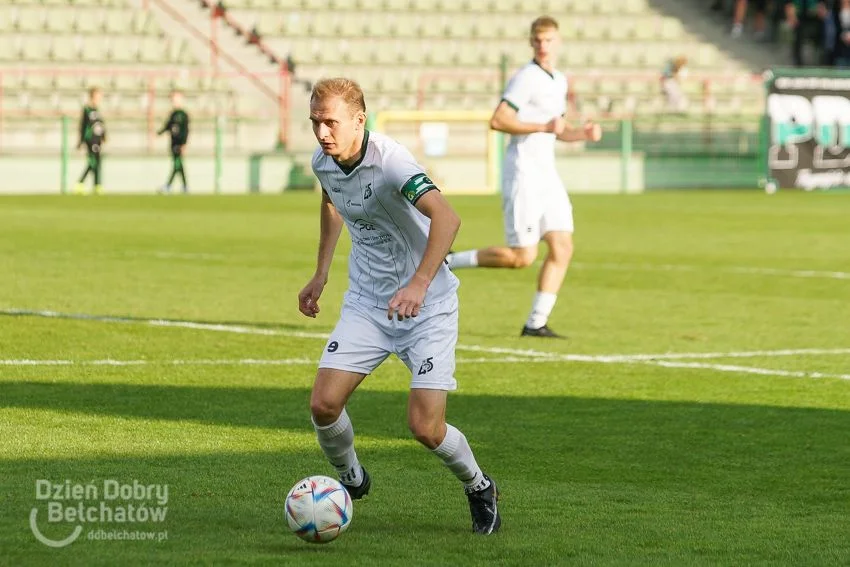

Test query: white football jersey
[501,60,568,176]
[312,131,459,308]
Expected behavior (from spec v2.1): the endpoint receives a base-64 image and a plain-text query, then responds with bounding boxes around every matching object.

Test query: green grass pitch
[0,191,848,566]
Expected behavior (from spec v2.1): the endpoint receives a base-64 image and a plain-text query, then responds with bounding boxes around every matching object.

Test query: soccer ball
[285,476,353,543]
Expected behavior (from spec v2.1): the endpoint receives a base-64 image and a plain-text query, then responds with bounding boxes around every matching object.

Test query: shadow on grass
[2,383,850,565]
[2,380,850,498]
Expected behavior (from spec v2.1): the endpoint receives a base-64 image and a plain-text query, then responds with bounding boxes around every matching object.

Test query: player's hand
[387,275,428,321]
[298,275,327,318]
[544,116,566,135]
[584,121,602,142]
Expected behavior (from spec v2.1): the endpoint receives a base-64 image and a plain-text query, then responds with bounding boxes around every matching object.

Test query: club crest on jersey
[364,183,373,199]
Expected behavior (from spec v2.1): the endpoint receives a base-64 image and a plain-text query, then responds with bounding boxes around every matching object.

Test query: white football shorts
[502,168,574,248]
[318,294,459,391]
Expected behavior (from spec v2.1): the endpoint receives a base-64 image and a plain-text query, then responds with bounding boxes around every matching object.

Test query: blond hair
[530,16,559,36]
[310,78,366,114]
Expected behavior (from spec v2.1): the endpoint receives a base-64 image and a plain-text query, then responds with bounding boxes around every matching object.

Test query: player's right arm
[157,112,174,136]
[490,68,565,135]
[489,101,564,135]
[298,190,344,318]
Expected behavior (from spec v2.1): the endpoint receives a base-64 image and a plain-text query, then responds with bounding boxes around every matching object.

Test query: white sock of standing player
[432,424,490,492]
[312,408,364,487]
[526,291,557,329]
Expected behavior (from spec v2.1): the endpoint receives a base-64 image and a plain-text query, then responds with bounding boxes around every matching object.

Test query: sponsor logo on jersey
[364,183,372,199]
[353,219,376,231]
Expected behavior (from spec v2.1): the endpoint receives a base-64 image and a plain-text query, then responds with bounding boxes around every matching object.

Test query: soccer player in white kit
[298,78,501,535]
[447,16,602,338]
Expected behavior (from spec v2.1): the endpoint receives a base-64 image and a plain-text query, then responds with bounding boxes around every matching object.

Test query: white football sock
[312,408,363,486]
[432,424,490,492]
[447,250,478,269]
[525,291,557,329]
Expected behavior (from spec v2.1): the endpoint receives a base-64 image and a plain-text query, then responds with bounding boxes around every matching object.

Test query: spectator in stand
[731,0,771,40]
[661,56,689,113]
[711,0,727,12]
[784,0,829,65]
[830,0,850,65]
[248,24,261,45]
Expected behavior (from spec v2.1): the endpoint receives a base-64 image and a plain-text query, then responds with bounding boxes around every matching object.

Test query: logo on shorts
[327,341,339,353]
[417,357,434,375]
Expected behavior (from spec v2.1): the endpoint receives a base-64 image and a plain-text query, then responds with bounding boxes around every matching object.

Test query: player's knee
[309,395,343,425]
[547,236,574,264]
[408,418,443,449]
[512,248,537,268]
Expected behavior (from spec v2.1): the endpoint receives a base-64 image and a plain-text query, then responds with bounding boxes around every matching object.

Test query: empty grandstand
[1,0,780,192]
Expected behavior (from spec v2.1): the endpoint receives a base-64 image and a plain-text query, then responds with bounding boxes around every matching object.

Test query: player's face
[91,91,102,106]
[530,28,559,61]
[171,93,183,107]
[310,96,365,160]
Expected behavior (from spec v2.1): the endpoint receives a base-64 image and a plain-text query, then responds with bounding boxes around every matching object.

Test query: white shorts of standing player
[501,169,574,248]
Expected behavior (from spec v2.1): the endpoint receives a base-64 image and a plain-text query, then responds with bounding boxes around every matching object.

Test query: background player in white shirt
[447,16,602,338]
[298,78,501,534]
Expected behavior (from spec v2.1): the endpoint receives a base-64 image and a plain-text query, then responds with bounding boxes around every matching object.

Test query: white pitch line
[4,309,850,383]
[0,357,584,367]
[1,309,552,359]
[643,360,850,381]
[598,347,850,362]
[3,357,849,383]
[572,262,850,281]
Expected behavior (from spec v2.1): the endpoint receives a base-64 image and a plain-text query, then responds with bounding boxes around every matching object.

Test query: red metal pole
[147,76,155,152]
[0,71,4,152]
[211,10,218,75]
[278,62,288,149]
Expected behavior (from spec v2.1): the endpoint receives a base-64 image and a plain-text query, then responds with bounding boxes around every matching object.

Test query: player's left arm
[387,189,460,321]
[556,120,602,143]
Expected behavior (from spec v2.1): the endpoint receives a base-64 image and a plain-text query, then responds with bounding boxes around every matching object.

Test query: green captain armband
[400,173,437,205]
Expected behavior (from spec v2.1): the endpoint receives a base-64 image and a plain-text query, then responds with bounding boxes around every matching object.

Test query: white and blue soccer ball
[285,475,353,543]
